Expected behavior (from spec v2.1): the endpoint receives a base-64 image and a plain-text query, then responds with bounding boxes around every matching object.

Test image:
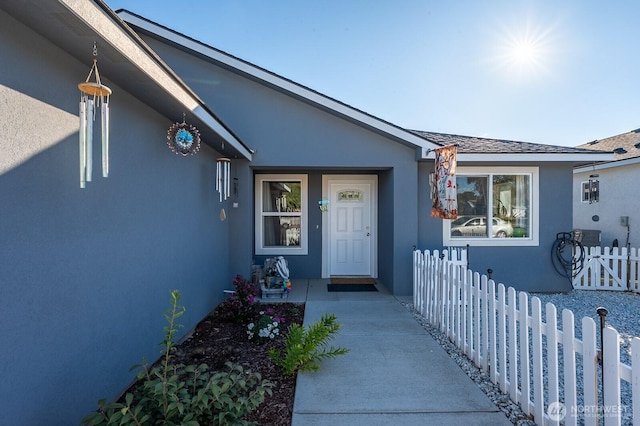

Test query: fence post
[457,265,465,349]
[582,317,598,426]
[465,270,473,358]
[473,272,481,366]
[497,284,507,392]
[627,243,632,291]
[508,287,518,403]
[518,291,530,415]
[437,254,444,329]
[602,327,622,426]
[562,309,577,425]
[546,302,560,423]
[632,337,640,425]
[597,307,608,385]
[480,273,489,372]
[413,249,419,311]
[530,297,544,423]
[488,279,497,384]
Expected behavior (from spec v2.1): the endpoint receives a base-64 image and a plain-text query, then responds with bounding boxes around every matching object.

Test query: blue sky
[106,0,640,147]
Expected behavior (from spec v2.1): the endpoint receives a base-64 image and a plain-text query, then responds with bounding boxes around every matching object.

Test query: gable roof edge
[117,10,440,152]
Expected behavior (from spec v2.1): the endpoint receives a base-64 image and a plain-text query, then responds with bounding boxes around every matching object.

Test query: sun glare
[492,20,556,81]
[512,39,539,65]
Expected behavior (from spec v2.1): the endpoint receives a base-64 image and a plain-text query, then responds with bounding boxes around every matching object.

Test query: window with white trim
[255,174,308,255]
[443,167,539,247]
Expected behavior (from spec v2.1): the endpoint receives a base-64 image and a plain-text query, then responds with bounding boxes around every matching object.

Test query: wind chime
[587,174,600,204]
[78,42,111,188]
[216,156,231,221]
[216,157,231,202]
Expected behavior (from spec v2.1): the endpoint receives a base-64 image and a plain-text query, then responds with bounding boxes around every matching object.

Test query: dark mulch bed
[170,302,305,425]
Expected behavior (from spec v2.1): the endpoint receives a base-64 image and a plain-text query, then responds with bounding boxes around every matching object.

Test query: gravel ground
[403,289,640,425]
[531,290,640,367]
[532,290,640,425]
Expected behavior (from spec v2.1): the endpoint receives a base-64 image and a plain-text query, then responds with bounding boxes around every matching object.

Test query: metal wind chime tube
[78,42,112,188]
[102,101,109,177]
[79,98,87,188]
[86,99,93,181]
[216,158,231,202]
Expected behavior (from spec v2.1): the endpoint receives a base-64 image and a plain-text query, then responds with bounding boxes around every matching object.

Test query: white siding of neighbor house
[573,162,640,248]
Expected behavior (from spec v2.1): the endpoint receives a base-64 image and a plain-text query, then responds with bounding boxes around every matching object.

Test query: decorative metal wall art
[216,157,231,202]
[78,43,111,188]
[166,115,201,156]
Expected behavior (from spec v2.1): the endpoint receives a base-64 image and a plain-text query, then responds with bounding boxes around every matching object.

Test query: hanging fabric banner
[430,145,458,219]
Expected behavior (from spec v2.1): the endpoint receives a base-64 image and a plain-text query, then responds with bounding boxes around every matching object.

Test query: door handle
[366,232,370,236]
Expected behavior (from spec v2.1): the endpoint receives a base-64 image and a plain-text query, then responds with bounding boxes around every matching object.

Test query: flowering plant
[247,308,286,342]
[218,275,260,323]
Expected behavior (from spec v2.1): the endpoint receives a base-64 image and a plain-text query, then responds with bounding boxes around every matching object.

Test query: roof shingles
[577,128,640,161]
[411,130,603,154]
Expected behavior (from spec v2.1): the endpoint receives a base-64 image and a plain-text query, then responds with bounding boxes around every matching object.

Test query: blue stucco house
[0,1,611,424]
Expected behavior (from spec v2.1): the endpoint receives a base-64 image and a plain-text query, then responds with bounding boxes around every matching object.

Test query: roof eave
[61,0,252,160]
[421,150,615,162]
[574,155,640,173]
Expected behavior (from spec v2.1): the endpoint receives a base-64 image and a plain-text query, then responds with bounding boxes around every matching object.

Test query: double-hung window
[255,174,308,255]
[443,167,539,246]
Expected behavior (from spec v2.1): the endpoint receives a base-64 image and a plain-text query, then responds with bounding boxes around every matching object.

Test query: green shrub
[269,313,349,376]
[81,290,273,426]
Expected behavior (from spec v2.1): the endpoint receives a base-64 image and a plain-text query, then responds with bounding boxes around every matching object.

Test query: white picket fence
[573,246,640,292]
[413,249,640,426]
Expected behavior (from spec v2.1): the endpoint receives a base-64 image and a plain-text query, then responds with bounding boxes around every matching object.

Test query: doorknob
[366,232,370,236]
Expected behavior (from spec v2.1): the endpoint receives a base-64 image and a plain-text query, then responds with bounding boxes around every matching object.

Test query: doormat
[327,284,378,292]
[330,277,376,285]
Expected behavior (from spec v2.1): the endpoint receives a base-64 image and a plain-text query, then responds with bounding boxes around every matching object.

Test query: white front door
[324,176,377,277]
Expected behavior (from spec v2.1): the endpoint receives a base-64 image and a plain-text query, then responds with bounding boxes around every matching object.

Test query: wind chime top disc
[167,121,201,156]
[78,82,112,97]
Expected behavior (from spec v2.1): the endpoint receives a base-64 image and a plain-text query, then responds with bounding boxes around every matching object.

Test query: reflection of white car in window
[451,216,513,238]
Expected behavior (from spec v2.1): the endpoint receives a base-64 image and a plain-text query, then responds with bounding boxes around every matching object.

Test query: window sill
[444,237,539,247]
[255,247,308,256]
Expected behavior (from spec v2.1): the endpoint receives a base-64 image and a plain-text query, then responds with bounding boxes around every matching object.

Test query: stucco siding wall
[573,164,639,248]
[1,12,229,424]
[417,161,573,293]
[144,35,419,294]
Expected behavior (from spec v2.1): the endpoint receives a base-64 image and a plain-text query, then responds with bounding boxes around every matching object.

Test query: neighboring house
[573,129,640,248]
[0,1,611,424]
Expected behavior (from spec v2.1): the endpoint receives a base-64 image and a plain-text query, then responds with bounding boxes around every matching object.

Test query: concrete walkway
[281,279,511,426]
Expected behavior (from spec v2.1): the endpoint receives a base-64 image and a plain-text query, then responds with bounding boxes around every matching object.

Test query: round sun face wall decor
[167,120,201,156]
